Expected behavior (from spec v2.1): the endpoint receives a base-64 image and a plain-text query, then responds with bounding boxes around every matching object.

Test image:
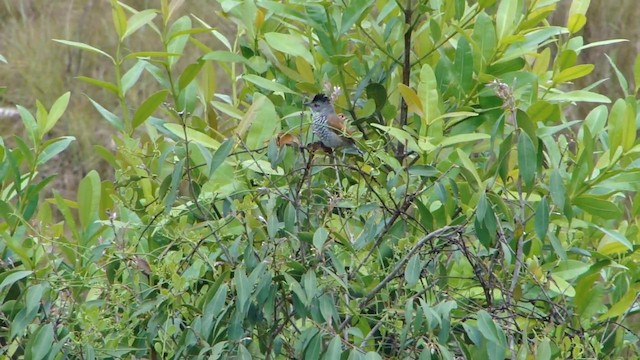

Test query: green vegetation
[1,0,639,358]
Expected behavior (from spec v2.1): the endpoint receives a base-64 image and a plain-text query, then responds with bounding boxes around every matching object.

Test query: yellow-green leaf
[553,64,594,83]
[78,170,101,231]
[264,32,314,64]
[243,74,297,94]
[397,84,423,117]
[42,92,70,135]
[164,123,221,149]
[597,284,640,321]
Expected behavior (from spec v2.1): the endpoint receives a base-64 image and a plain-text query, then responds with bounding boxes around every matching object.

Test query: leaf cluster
[1,0,640,359]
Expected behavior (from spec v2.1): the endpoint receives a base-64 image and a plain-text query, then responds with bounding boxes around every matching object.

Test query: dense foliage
[1,0,639,358]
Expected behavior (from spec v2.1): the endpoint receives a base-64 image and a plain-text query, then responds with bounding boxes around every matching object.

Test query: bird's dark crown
[311,94,330,103]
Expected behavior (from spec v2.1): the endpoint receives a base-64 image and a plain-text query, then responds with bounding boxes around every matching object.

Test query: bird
[303,94,363,155]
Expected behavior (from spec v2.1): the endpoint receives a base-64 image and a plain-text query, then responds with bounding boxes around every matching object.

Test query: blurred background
[0,0,637,196]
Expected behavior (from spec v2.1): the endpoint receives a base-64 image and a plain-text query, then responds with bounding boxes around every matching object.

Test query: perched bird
[303,94,363,155]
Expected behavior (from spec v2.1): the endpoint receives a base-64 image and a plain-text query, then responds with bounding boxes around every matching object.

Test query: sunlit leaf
[123,9,157,39]
[164,123,220,149]
[242,74,297,94]
[37,136,76,166]
[53,39,114,63]
[264,32,313,63]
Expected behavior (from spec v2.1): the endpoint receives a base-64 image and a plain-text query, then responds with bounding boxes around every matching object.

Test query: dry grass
[0,0,233,196]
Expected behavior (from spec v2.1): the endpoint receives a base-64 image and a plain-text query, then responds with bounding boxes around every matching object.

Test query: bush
[1,0,639,358]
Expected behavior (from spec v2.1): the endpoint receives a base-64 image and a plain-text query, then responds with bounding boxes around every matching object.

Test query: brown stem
[397,1,413,159]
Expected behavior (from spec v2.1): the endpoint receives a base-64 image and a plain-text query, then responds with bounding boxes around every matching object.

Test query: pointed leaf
[132,90,169,129]
[53,39,114,62]
[164,123,221,149]
[123,9,157,39]
[43,92,70,135]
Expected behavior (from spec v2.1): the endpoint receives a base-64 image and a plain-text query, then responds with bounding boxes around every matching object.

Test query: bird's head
[303,94,332,112]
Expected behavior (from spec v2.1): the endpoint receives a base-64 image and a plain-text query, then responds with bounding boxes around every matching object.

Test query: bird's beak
[303,101,311,106]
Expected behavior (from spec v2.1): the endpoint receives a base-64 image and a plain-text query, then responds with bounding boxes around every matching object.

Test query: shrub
[1,0,639,358]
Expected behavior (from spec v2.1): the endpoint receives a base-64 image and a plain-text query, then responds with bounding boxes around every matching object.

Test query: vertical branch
[396,0,413,159]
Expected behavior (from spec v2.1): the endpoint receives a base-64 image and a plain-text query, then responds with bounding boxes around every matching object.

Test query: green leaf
[404,254,421,287]
[87,97,124,131]
[0,270,33,293]
[164,159,184,213]
[608,98,635,156]
[264,32,314,64]
[371,123,420,153]
[365,352,383,360]
[548,233,567,260]
[121,60,147,96]
[597,283,640,320]
[454,37,473,93]
[78,170,101,231]
[324,336,343,359]
[167,16,191,67]
[553,64,594,83]
[605,54,629,97]
[595,225,633,254]
[164,123,221,149]
[438,133,490,148]
[42,92,70,135]
[577,39,628,51]
[472,12,497,70]
[517,132,536,189]
[28,322,54,360]
[476,310,500,345]
[366,83,387,111]
[574,195,622,220]
[123,9,157,39]
[132,89,169,129]
[37,136,76,166]
[110,0,127,38]
[567,13,586,34]
[398,84,424,117]
[534,197,549,240]
[417,64,440,129]
[17,105,38,144]
[313,227,329,250]
[240,159,284,175]
[178,59,204,90]
[235,268,250,315]
[242,74,297,94]
[568,0,591,18]
[496,0,518,40]
[550,260,589,280]
[339,0,374,35]
[53,39,114,63]
[209,138,234,177]
[124,51,181,60]
[76,76,120,94]
[203,50,248,63]
[242,93,280,150]
[634,54,640,93]
[456,148,482,189]
[545,90,610,104]
[549,169,565,211]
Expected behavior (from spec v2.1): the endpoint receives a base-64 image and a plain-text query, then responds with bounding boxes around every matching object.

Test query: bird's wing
[327,113,353,136]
